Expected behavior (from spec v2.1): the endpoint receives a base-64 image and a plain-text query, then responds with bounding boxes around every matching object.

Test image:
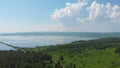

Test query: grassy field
[32,37,120,68]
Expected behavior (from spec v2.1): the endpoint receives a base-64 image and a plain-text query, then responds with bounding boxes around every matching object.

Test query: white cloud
[111,5,120,19]
[87,1,106,20]
[51,1,120,24]
[90,2,119,20]
[50,0,120,32]
[51,0,87,20]
[77,1,120,23]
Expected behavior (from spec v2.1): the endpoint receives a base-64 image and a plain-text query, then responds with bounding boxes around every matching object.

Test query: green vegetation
[0,50,63,68]
[0,37,120,68]
[32,37,120,68]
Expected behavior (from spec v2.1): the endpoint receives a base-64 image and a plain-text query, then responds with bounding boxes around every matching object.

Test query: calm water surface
[0,35,98,50]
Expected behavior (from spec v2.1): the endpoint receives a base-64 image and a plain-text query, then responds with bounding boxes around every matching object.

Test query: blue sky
[0,0,120,33]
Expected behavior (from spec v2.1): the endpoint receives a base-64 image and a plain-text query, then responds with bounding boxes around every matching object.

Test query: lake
[0,32,120,50]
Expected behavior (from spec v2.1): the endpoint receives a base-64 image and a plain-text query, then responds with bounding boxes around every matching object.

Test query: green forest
[0,37,120,68]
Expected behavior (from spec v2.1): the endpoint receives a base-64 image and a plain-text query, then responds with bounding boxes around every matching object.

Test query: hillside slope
[0,37,120,68]
[33,37,120,68]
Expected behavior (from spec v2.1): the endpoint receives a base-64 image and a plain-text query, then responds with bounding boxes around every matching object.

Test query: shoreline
[0,37,120,51]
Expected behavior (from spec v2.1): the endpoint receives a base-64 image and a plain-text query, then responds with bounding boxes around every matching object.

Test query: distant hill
[0,32,120,38]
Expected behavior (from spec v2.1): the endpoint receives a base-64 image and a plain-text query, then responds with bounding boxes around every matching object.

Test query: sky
[0,0,120,33]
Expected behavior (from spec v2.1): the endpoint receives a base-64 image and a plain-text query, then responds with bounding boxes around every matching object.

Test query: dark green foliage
[115,46,120,54]
[0,50,61,68]
[60,55,64,61]
[54,61,63,68]
[73,64,76,68]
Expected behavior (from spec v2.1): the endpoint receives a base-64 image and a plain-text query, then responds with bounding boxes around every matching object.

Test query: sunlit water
[0,35,98,50]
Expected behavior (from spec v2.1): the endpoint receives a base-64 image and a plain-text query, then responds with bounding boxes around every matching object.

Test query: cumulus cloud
[85,1,120,22]
[51,0,120,24]
[51,0,87,20]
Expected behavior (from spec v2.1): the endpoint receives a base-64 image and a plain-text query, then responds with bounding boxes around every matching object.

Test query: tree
[60,55,64,61]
